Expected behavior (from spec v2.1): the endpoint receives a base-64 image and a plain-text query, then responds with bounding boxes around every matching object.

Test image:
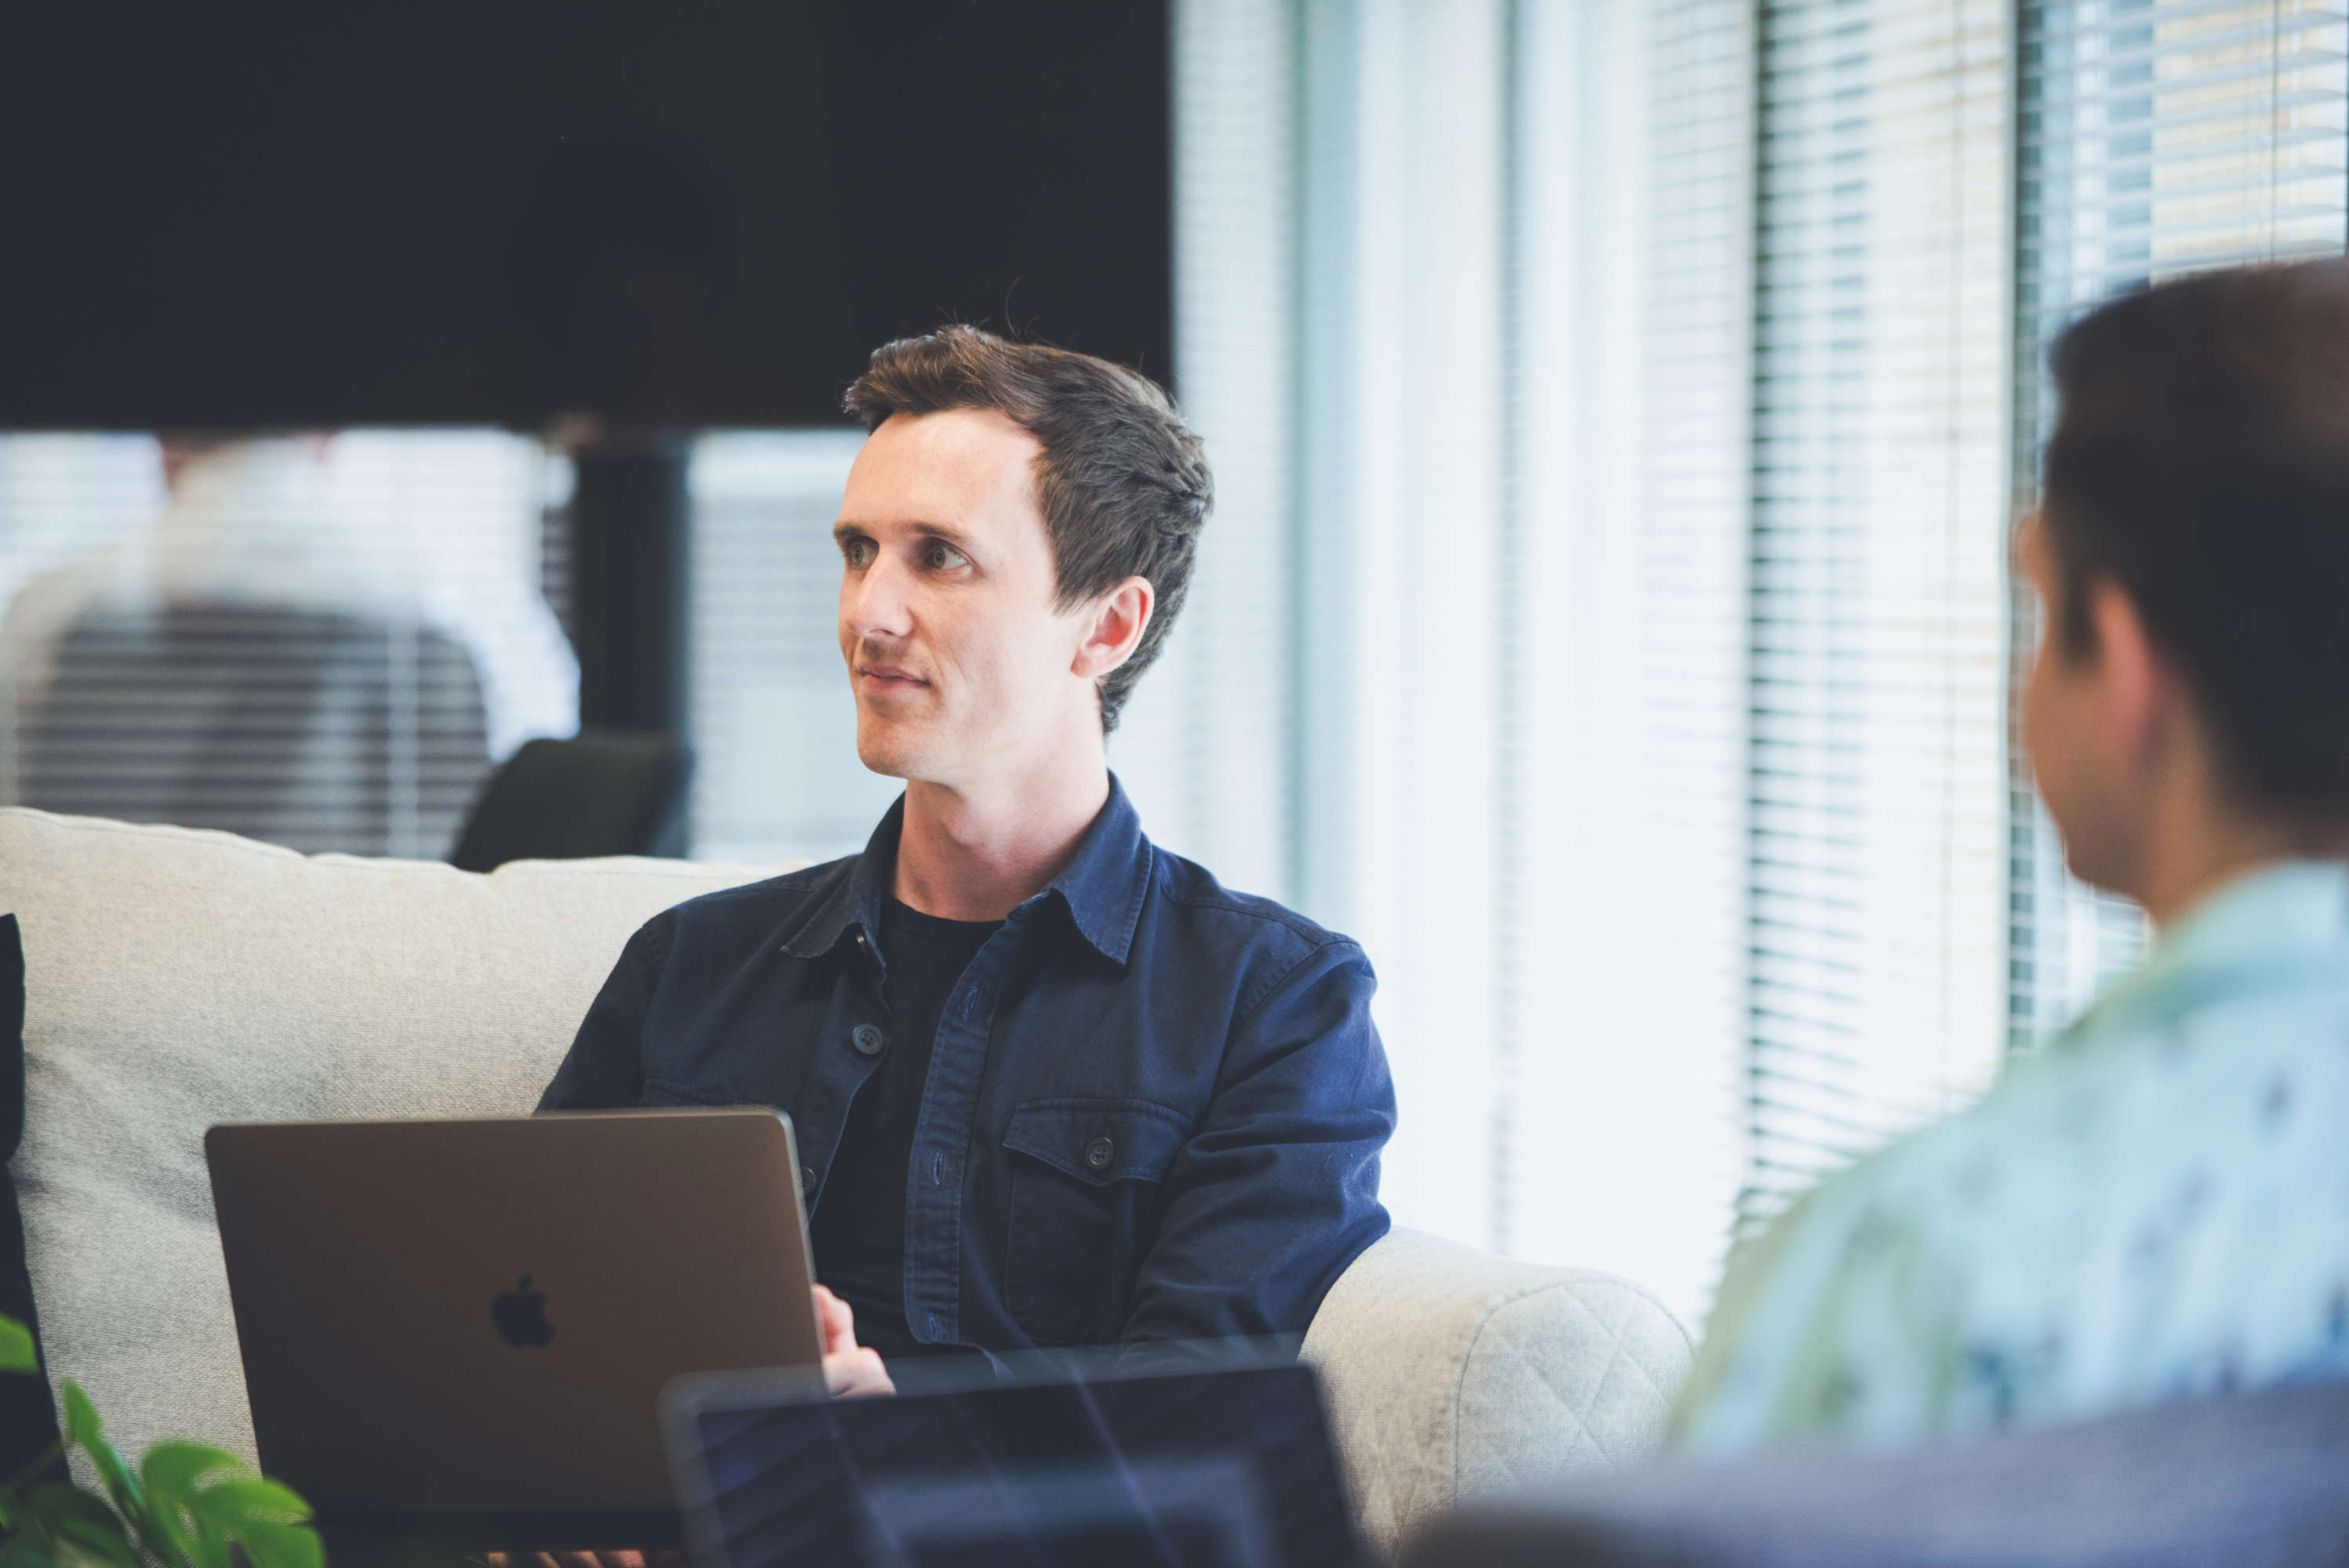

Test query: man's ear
[2088,579,2169,775]
[1072,576,1155,679]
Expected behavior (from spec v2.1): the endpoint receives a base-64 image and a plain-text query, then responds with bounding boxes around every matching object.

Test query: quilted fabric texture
[3,805,1695,1547]
[1304,1226,1695,1553]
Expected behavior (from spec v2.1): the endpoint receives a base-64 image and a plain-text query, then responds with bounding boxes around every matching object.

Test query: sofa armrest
[1302,1227,1694,1555]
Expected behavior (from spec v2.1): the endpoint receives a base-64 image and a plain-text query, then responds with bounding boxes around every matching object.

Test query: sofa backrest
[2,805,776,1464]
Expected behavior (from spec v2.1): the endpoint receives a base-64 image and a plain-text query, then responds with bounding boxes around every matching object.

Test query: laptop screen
[671,1358,1360,1568]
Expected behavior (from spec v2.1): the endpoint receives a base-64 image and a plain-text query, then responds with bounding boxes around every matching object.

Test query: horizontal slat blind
[687,431,896,866]
[2010,0,2349,1046]
[1293,0,1512,1250]
[1501,0,1759,1323]
[1741,0,2012,1229]
[0,434,572,859]
[1109,0,1297,905]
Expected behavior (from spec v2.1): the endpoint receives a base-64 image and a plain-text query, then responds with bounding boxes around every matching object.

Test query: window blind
[1108,0,1298,904]
[2010,0,2349,1045]
[686,431,896,867]
[0,432,572,860]
[1740,0,2013,1230]
[1501,0,1759,1321]
[1287,0,1512,1250]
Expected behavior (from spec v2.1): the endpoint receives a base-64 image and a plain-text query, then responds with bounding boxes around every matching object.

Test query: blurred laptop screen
[672,1359,1360,1568]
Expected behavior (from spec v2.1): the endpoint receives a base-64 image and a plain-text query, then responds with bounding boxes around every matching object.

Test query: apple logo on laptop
[492,1275,556,1348]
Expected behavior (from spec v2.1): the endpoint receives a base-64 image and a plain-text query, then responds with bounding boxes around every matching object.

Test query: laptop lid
[206,1109,823,1545]
[665,1350,1363,1568]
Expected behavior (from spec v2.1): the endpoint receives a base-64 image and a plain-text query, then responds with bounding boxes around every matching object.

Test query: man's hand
[815,1283,894,1398]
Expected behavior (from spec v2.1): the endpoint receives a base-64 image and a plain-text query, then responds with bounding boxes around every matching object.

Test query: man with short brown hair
[1676,260,2349,1452]
[543,327,1395,1390]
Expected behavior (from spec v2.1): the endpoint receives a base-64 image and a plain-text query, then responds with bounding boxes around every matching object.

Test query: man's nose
[843,553,914,640]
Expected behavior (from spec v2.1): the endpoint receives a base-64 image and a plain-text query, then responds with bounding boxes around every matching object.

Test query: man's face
[833,408,1091,786]
[2020,511,2137,892]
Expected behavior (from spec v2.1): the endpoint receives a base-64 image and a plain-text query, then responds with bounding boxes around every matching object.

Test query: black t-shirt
[808,895,1000,1360]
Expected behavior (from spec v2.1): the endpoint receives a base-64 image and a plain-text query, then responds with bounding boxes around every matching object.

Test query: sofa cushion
[0,806,775,1466]
[1302,1225,1694,1552]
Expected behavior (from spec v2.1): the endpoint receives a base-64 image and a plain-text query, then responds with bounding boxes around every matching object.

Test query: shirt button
[851,1024,887,1058]
[800,1164,817,1193]
[1084,1135,1115,1171]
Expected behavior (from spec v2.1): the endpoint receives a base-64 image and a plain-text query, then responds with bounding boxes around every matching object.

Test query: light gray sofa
[0,804,1694,1555]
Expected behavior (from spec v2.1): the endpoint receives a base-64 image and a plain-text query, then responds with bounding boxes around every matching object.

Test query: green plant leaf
[0,1316,36,1376]
[56,1388,140,1538]
[138,1444,237,1568]
[57,1385,101,1453]
[136,1445,240,1506]
[194,1479,310,1529]
[21,1484,122,1540]
[222,1517,324,1568]
[183,1523,234,1568]
[134,1445,318,1568]
[52,1515,140,1568]
[18,1484,136,1568]
[0,1529,42,1568]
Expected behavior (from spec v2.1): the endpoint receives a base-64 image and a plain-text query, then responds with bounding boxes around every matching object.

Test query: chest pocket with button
[1000,1098,1192,1345]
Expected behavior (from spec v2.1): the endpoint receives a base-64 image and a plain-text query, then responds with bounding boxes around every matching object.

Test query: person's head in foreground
[540,326,1393,1399]
[2024,259,2349,917]
[1676,259,2349,1454]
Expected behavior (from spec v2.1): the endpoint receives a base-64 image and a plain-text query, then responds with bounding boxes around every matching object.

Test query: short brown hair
[2043,259,2349,814]
[844,325,1213,731]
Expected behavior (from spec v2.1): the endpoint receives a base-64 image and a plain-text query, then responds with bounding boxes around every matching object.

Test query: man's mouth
[857,664,929,688]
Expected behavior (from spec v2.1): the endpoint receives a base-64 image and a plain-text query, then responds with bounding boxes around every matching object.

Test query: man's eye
[841,538,875,567]
[924,542,969,571]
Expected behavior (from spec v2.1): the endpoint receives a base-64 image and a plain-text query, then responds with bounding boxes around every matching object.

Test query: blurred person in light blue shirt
[1676,258,2349,1454]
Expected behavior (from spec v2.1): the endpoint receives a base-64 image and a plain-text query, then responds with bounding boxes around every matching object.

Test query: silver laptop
[205,1109,824,1546]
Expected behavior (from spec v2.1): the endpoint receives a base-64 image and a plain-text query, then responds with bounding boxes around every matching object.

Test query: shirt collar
[779,773,1152,967]
[2065,858,2349,1044]
[2151,858,2349,977]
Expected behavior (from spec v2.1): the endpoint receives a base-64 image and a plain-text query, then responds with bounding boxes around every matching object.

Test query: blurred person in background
[0,434,575,853]
[541,327,1395,1397]
[1675,259,2349,1453]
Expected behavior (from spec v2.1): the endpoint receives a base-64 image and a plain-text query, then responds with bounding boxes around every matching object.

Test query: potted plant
[0,1315,319,1568]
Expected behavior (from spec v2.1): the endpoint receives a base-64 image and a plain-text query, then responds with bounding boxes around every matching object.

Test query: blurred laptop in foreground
[666,1348,1361,1568]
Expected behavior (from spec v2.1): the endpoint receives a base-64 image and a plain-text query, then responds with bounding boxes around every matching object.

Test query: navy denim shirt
[539,777,1394,1356]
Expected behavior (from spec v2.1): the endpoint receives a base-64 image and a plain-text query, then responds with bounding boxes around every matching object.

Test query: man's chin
[853,724,926,783]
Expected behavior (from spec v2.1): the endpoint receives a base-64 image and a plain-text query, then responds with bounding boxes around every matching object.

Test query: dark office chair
[447,730,692,872]
[19,607,490,858]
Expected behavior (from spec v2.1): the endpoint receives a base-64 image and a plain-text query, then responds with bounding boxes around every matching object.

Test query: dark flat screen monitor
[0,2,1170,430]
